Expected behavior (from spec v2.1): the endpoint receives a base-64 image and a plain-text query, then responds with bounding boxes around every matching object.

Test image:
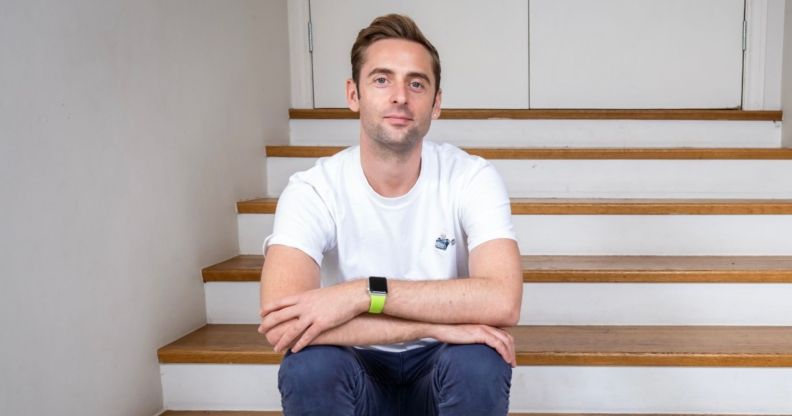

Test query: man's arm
[385,238,522,325]
[259,244,428,347]
[259,244,516,366]
[261,313,516,367]
[259,239,522,355]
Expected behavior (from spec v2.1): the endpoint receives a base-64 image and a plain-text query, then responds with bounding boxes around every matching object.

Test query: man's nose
[391,82,407,105]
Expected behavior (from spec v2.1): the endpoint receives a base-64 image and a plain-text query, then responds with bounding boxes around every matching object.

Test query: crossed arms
[258,238,523,366]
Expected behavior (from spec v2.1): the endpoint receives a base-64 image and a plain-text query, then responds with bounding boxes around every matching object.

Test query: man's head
[347,14,442,157]
[351,14,441,95]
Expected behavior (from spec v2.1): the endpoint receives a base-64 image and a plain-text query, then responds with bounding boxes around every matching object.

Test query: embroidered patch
[434,233,456,251]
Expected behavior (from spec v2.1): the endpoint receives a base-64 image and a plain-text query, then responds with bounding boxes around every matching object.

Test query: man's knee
[278,346,364,414]
[278,345,361,392]
[433,344,511,415]
[436,344,511,383]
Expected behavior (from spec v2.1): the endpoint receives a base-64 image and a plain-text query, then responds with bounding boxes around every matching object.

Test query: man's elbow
[496,304,521,327]
[495,280,522,326]
[505,285,523,326]
[484,298,520,327]
[479,278,522,326]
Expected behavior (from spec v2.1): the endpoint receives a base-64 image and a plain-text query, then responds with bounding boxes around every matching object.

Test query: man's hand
[429,324,517,367]
[259,279,369,353]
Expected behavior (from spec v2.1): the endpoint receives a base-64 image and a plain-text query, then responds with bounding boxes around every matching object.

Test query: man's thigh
[405,343,512,416]
[278,345,396,416]
[278,343,510,415]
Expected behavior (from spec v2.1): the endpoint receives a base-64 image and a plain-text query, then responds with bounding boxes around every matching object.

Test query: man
[259,14,522,416]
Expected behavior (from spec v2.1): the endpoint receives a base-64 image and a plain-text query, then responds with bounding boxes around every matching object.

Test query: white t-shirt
[264,140,516,351]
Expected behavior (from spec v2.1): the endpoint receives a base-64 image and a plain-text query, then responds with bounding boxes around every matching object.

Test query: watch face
[369,276,388,293]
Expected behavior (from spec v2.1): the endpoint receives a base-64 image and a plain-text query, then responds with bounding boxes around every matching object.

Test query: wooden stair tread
[203,255,264,282]
[203,255,792,283]
[289,108,782,121]
[266,145,792,160]
[158,324,792,367]
[508,198,792,215]
[237,197,792,215]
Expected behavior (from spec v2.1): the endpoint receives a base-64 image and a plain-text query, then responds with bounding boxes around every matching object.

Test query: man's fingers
[482,335,510,366]
[472,327,508,364]
[507,331,517,367]
[491,327,517,367]
[488,327,516,367]
[274,319,309,353]
[291,324,322,353]
[260,295,298,317]
[259,306,301,334]
[480,326,516,367]
[434,324,517,367]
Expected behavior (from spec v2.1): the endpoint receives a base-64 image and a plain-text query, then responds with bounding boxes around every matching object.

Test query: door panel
[529,0,745,109]
[310,0,530,108]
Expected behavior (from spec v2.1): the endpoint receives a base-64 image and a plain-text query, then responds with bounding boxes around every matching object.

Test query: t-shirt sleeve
[263,179,336,266]
[458,160,516,251]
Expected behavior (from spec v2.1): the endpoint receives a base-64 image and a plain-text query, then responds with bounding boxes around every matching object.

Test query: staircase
[157,108,792,415]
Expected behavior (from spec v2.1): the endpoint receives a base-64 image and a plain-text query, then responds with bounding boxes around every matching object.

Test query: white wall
[0,1,289,415]
[783,0,792,146]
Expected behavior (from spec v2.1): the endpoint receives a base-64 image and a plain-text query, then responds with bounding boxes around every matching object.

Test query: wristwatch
[368,276,388,314]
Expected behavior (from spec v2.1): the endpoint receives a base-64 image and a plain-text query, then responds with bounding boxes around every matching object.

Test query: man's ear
[431,88,443,119]
[346,79,360,112]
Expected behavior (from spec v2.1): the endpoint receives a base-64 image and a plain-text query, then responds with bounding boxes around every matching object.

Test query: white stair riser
[289,119,781,147]
[161,364,792,413]
[515,215,792,255]
[238,214,792,256]
[162,364,280,410]
[206,281,792,326]
[267,158,792,198]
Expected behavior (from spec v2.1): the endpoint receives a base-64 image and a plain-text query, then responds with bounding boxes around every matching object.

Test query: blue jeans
[278,342,512,416]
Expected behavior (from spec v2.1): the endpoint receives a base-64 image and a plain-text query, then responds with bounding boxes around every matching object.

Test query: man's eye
[410,81,424,89]
[373,77,388,85]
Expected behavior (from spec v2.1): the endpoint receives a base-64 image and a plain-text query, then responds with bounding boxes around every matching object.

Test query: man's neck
[360,139,423,198]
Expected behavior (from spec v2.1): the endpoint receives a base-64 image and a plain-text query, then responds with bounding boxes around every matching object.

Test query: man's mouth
[384,114,413,124]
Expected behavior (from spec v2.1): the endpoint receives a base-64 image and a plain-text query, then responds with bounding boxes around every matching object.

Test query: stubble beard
[372,124,420,158]
[362,115,429,161]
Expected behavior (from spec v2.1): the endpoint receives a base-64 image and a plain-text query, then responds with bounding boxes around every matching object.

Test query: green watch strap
[368,276,388,314]
[368,292,386,314]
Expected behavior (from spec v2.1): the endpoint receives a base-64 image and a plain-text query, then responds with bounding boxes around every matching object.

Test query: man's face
[347,38,442,155]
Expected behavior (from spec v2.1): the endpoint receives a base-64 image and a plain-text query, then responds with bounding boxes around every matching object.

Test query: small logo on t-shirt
[435,233,456,251]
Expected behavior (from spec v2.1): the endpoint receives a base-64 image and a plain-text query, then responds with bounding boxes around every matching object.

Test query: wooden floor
[161,410,792,416]
[163,413,282,416]
[158,324,792,367]
[161,411,792,416]
[203,254,792,283]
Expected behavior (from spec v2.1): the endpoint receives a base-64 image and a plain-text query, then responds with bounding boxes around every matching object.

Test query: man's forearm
[263,314,431,351]
[263,313,518,367]
[311,314,431,347]
[381,239,522,327]
[383,277,519,327]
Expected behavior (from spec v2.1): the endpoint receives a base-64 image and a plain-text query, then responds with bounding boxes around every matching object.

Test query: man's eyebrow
[366,68,433,85]
[406,71,432,85]
[367,68,395,78]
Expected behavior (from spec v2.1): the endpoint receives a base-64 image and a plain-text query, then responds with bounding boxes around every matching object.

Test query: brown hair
[350,14,441,93]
